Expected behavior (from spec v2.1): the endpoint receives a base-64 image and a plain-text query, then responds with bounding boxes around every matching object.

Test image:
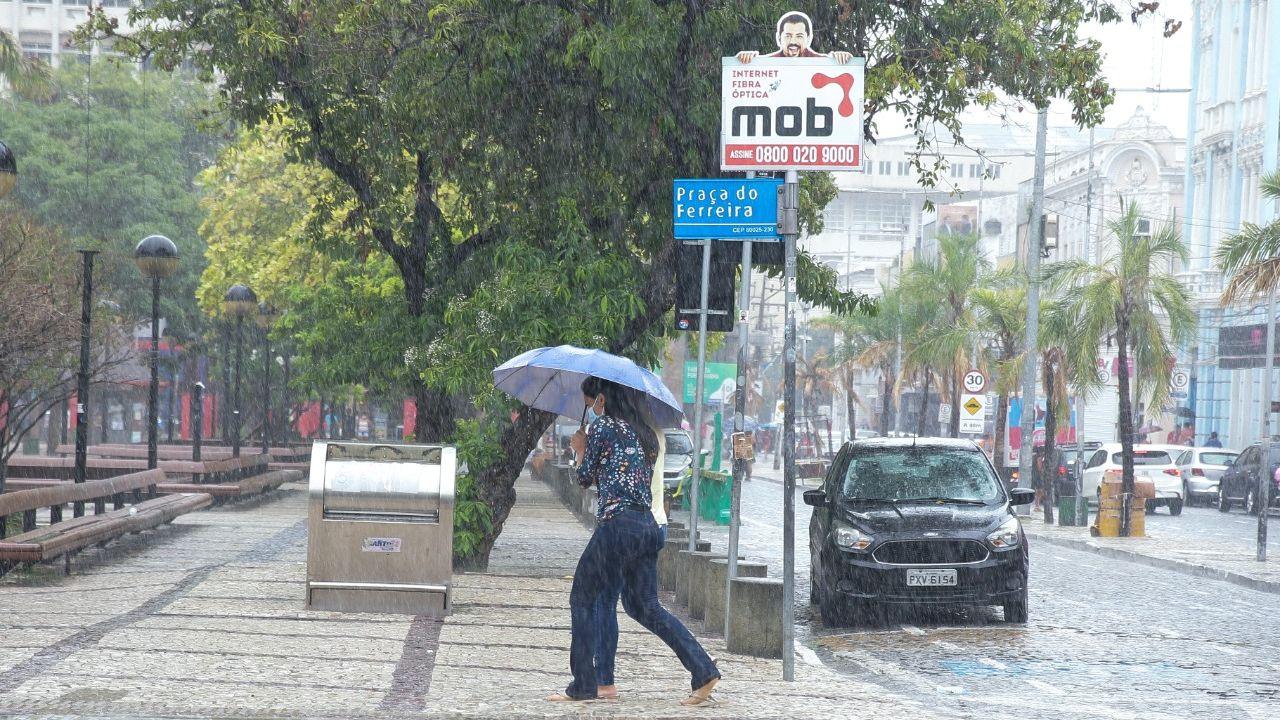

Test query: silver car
[663,429,696,491]
[1175,447,1239,505]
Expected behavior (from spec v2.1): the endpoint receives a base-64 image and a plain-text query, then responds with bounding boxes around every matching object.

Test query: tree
[1045,204,1196,534]
[0,64,225,345]
[0,29,51,99]
[1216,171,1280,306]
[971,270,1028,473]
[902,234,990,437]
[0,208,127,492]
[87,0,1118,565]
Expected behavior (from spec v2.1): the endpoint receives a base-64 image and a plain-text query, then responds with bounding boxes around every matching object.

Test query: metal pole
[262,329,271,454]
[893,230,906,434]
[1075,127,1095,525]
[1260,286,1273,562]
[283,351,291,443]
[221,322,231,440]
[687,240,712,552]
[233,314,244,458]
[73,250,97,519]
[726,232,752,638]
[192,382,204,462]
[147,275,161,470]
[781,169,800,681]
[1018,108,1048,492]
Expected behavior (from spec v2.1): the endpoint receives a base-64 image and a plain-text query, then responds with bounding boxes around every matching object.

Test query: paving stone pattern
[0,472,941,719]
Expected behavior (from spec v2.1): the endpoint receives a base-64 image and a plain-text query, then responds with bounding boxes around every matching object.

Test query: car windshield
[841,448,1004,504]
[665,433,693,455]
[1111,451,1172,466]
[1200,452,1236,466]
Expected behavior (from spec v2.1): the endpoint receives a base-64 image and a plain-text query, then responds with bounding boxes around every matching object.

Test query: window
[19,32,52,63]
[824,197,846,233]
[842,447,1003,504]
[1199,452,1237,466]
[950,164,963,178]
[1176,450,1191,465]
[897,161,909,176]
[879,161,891,176]
[1110,450,1173,466]
[1086,450,1107,469]
[970,164,980,178]
[991,165,1001,179]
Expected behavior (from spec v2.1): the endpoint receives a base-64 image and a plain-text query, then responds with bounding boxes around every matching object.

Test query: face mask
[585,407,600,425]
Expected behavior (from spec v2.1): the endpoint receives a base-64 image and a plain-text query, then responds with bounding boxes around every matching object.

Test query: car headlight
[987,517,1021,550]
[833,523,873,552]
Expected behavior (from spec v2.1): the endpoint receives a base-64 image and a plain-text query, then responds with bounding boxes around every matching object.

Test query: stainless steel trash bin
[306,441,456,615]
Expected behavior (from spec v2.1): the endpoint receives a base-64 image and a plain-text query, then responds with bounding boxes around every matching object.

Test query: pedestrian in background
[548,376,719,705]
[1205,431,1223,448]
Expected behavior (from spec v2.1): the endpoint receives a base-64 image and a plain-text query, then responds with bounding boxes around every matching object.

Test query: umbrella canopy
[493,345,684,428]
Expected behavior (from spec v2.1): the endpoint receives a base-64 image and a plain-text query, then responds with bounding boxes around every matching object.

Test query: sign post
[720,10,863,680]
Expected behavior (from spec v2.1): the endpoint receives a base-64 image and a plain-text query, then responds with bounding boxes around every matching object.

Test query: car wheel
[1003,588,1029,623]
[1169,498,1183,516]
[1218,485,1232,512]
[1245,488,1259,516]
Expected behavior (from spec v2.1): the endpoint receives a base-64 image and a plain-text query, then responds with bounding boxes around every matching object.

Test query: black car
[805,438,1035,625]
[1217,442,1280,515]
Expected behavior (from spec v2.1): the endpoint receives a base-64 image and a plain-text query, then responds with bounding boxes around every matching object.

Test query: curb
[1024,528,1280,596]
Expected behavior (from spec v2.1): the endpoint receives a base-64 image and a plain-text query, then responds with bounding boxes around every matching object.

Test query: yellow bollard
[1092,471,1154,537]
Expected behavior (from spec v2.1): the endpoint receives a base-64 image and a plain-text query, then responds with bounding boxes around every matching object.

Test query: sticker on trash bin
[362,537,402,553]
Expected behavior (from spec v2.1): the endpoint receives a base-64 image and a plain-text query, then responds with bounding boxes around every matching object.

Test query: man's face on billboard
[779,21,810,56]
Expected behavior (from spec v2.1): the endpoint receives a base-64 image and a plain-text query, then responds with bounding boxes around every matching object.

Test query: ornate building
[1182,0,1280,448]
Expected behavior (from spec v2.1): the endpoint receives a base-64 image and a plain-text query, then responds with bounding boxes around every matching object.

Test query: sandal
[680,677,720,706]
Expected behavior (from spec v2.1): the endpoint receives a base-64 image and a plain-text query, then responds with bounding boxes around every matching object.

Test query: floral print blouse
[576,415,653,521]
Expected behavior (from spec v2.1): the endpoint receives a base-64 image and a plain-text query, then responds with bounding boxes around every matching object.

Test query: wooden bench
[7,454,268,485]
[0,470,211,574]
[156,468,302,498]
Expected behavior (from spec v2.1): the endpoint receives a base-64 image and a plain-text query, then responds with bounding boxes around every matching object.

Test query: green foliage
[89,0,1121,562]
[450,418,502,563]
[1216,171,1280,306]
[0,63,226,343]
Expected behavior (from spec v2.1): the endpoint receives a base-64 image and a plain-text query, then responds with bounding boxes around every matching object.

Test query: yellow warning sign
[963,397,983,415]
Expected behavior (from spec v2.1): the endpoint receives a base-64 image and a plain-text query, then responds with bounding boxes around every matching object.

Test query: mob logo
[731,72,856,137]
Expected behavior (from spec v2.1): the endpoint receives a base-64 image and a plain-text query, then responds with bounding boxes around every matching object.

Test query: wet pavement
[673,459,1280,720]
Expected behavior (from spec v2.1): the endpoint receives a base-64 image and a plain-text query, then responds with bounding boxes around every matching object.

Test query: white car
[1081,443,1185,515]
[1174,447,1239,506]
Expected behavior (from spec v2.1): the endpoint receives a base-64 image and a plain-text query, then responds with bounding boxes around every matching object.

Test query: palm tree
[902,234,990,437]
[821,284,905,435]
[1045,203,1196,535]
[0,30,52,99]
[797,353,837,455]
[971,270,1027,474]
[1216,171,1280,305]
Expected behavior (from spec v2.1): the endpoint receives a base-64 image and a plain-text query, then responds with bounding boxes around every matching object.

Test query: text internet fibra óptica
[673,185,767,219]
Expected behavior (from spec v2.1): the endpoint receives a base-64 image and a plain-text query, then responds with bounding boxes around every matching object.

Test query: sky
[878,2,1195,140]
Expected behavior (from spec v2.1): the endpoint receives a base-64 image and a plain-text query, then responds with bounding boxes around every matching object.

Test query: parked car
[804,438,1034,626]
[1216,442,1280,514]
[662,429,696,492]
[1174,447,1239,506]
[1080,444,1185,515]
[1057,442,1102,491]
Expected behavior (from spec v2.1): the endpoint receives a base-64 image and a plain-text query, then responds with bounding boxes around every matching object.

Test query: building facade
[2,0,134,66]
[1182,0,1280,449]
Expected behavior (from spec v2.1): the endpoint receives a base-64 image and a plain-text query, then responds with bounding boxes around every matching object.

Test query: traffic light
[675,242,737,332]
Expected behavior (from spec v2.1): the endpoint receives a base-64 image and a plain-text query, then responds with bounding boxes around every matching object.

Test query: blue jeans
[567,512,715,699]
[592,525,665,686]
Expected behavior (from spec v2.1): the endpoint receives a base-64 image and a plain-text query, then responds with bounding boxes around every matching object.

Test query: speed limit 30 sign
[962,369,986,394]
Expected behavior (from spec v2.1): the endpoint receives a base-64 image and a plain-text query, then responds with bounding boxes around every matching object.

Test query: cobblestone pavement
[0,471,944,720]
[1020,505,1280,593]
[677,461,1280,720]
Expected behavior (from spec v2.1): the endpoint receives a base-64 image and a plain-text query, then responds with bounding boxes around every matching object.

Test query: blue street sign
[673,178,782,241]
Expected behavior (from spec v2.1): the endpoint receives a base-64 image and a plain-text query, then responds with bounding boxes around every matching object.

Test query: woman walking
[548,376,720,704]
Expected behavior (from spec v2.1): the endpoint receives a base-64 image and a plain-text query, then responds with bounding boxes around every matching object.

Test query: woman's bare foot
[680,677,719,706]
[597,684,618,699]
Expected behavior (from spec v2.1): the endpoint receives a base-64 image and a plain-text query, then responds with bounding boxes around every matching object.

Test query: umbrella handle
[580,405,588,431]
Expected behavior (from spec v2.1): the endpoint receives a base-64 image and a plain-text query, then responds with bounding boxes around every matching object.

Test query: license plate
[906,569,957,587]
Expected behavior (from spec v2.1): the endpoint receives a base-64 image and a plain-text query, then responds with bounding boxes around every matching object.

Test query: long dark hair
[581,376,660,464]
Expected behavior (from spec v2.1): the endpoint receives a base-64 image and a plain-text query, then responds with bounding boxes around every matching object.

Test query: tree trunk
[1115,309,1136,536]
[916,370,931,437]
[414,384,457,443]
[880,367,893,435]
[948,368,961,438]
[1042,352,1057,524]
[846,388,857,443]
[461,407,556,569]
[994,394,1009,483]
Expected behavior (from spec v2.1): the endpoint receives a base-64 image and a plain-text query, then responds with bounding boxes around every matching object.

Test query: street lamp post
[73,249,99,519]
[134,235,179,473]
[257,303,280,454]
[222,285,257,458]
[192,381,205,462]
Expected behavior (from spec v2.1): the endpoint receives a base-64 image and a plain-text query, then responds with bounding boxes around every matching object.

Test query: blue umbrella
[493,345,684,428]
